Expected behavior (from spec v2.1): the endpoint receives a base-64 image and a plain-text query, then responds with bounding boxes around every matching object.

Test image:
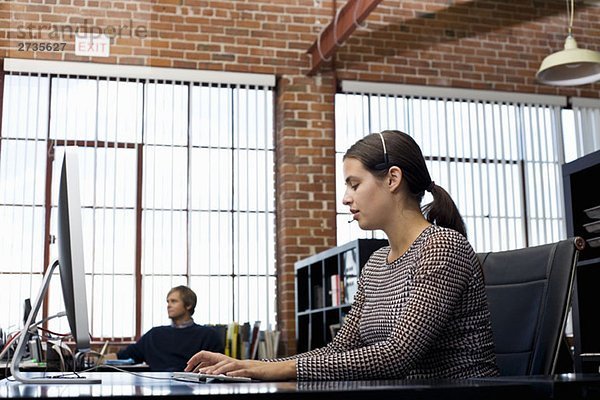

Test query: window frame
[0,64,276,340]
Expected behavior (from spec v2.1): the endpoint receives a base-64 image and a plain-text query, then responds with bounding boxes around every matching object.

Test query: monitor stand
[10,260,101,384]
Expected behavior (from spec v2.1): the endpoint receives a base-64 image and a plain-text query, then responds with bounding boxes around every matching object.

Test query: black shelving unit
[295,239,388,353]
[563,149,600,373]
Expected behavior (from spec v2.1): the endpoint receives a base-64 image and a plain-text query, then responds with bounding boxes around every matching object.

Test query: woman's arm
[185,261,374,381]
[185,351,298,380]
[265,264,370,362]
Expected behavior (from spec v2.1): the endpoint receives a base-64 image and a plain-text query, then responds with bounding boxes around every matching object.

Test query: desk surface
[0,362,149,379]
[2,372,600,400]
[0,372,540,400]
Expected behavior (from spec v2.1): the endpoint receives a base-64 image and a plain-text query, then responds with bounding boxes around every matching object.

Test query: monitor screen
[57,147,91,353]
[23,298,32,327]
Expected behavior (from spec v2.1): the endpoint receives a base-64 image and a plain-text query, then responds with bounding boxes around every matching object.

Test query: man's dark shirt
[117,323,224,371]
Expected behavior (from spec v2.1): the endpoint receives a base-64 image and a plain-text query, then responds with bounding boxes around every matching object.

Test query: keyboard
[172,371,252,383]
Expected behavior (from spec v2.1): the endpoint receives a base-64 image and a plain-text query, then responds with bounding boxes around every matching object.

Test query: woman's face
[342,158,392,231]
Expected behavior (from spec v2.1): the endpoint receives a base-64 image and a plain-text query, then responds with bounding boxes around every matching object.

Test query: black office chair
[478,237,585,376]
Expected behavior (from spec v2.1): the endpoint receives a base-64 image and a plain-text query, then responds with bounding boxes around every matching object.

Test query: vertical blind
[0,72,275,338]
[570,98,600,162]
[335,89,568,253]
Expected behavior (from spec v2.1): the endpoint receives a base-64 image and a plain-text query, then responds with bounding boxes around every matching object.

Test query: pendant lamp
[536,0,600,86]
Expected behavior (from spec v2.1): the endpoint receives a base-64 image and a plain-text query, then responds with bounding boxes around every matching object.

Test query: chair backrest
[478,238,583,376]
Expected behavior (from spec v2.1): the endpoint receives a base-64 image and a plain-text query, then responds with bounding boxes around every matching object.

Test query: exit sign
[75,34,110,57]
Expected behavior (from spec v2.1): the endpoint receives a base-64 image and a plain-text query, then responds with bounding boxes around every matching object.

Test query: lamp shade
[536,35,600,86]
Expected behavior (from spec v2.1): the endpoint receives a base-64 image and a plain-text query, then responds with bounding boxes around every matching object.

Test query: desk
[477,374,600,399]
[95,363,150,372]
[0,362,149,379]
[0,361,46,379]
[1,372,599,399]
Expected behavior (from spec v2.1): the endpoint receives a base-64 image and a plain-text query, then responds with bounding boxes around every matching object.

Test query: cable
[0,312,70,369]
[75,350,102,370]
[316,29,332,62]
[0,332,21,362]
[52,344,66,372]
[30,311,67,330]
[332,8,344,47]
[353,0,367,29]
[0,311,68,360]
[566,0,574,36]
[317,0,364,63]
[37,327,70,337]
[1,334,19,379]
[83,364,174,381]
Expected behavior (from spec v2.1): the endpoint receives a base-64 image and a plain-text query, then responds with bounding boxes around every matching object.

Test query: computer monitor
[11,147,101,384]
[23,299,32,327]
[57,147,92,353]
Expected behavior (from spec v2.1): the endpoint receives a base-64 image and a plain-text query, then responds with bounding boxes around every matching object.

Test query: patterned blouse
[282,225,499,380]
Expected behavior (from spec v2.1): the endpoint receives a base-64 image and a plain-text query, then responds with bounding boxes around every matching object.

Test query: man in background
[116,285,224,371]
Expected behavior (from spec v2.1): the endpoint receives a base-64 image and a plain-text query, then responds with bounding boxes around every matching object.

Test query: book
[240,322,251,359]
[343,249,359,303]
[231,323,240,359]
[224,322,239,358]
[249,321,261,360]
[262,329,281,359]
[272,330,280,358]
[343,249,359,277]
[313,284,323,308]
[330,274,341,306]
[240,342,250,360]
[208,324,228,355]
[257,340,266,360]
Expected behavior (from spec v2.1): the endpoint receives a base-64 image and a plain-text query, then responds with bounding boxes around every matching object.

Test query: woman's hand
[185,350,229,372]
[185,351,296,381]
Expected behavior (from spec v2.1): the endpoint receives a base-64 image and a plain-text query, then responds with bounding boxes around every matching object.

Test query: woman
[185,130,499,381]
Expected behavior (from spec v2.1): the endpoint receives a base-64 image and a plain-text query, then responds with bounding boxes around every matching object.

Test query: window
[336,83,568,252]
[565,98,600,162]
[0,69,275,338]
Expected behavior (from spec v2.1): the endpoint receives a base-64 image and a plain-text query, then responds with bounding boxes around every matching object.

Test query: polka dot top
[284,225,499,380]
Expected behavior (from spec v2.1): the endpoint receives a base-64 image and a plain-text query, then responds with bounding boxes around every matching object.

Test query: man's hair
[167,286,197,316]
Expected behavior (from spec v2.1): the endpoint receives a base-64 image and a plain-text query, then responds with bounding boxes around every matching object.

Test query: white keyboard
[172,371,252,383]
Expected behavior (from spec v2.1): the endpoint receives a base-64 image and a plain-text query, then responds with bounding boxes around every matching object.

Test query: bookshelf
[295,239,388,353]
[563,149,600,373]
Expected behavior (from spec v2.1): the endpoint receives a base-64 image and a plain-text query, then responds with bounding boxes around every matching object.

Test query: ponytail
[422,183,467,238]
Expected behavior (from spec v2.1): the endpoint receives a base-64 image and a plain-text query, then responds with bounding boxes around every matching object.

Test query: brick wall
[333,0,600,97]
[275,73,337,354]
[1,0,599,355]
